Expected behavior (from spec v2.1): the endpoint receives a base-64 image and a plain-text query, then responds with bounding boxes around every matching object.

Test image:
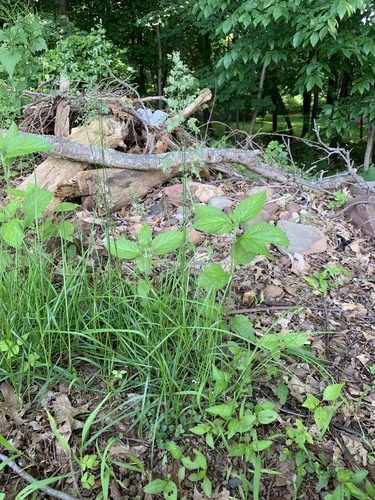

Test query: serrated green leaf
[232,191,266,225]
[199,263,230,290]
[138,223,152,248]
[322,383,344,401]
[233,241,257,265]
[5,136,53,159]
[151,230,184,255]
[0,48,22,79]
[244,222,289,246]
[193,204,234,234]
[230,314,255,341]
[1,219,24,248]
[107,235,141,259]
[23,185,54,227]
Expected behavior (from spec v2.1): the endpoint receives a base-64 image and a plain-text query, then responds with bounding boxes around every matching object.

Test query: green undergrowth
[0,129,374,499]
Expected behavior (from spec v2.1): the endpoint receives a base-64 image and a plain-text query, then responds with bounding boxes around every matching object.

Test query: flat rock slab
[277,220,327,255]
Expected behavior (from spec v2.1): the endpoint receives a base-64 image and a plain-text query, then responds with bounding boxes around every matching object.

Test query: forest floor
[0,160,374,500]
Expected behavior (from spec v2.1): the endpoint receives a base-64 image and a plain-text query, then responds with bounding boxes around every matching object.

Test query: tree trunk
[364,126,375,171]
[301,92,311,137]
[248,62,267,136]
[311,91,319,127]
[55,0,67,16]
[156,24,163,110]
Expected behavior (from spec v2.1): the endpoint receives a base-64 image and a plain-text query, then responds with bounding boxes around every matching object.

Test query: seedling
[304,265,351,295]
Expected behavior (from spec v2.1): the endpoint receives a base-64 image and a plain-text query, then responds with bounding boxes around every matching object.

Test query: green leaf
[233,241,257,265]
[252,440,273,452]
[164,480,178,500]
[151,230,185,255]
[206,432,215,449]
[257,409,278,424]
[314,406,329,431]
[206,402,235,420]
[322,383,344,401]
[54,202,79,212]
[310,32,319,47]
[243,222,289,246]
[57,220,74,241]
[228,419,241,439]
[232,191,266,225]
[143,479,167,494]
[202,476,212,497]
[5,135,53,159]
[107,235,141,259]
[230,314,255,341]
[193,204,234,234]
[190,424,211,436]
[0,434,19,452]
[276,381,289,405]
[1,219,24,248]
[0,48,22,79]
[0,199,21,221]
[199,263,230,290]
[302,394,320,410]
[166,442,182,460]
[138,223,152,248]
[23,185,54,227]
[281,332,309,348]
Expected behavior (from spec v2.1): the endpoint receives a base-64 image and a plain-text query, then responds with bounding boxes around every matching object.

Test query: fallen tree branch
[0,453,77,500]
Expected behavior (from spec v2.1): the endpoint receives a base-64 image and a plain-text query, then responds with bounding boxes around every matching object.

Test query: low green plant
[304,264,351,295]
[264,140,289,167]
[327,190,349,209]
[0,122,53,185]
[0,7,47,125]
[43,24,128,90]
[302,384,345,438]
[326,468,374,500]
[193,190,289,293]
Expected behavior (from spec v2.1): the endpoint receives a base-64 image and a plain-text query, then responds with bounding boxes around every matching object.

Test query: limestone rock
[277,220,327,255]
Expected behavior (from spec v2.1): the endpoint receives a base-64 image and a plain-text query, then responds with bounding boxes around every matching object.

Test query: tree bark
[364,126,375,171]
[301,92,311,137]
[249,62,268,136]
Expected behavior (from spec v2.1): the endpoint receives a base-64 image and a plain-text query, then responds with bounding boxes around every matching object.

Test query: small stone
[207,196,232,210]
[246,186,274,199]
[286,201,301,213]
[188,228,200,244]
[243,290,255,306]
[277,220,327,255]
[265,284,284,298]
[194,184,224,203]
[241,209,271,229]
